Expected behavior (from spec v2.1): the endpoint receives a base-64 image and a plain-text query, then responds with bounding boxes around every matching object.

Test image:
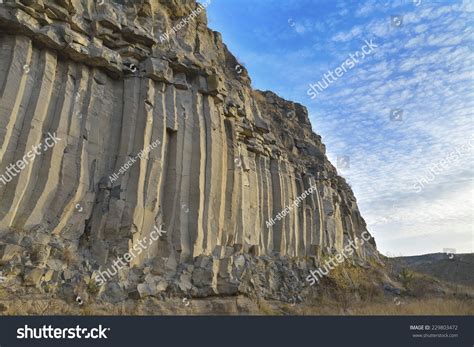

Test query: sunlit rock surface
[0,0,376,306]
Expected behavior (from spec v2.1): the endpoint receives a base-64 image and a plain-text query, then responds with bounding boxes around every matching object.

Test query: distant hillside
[389,253,474,286]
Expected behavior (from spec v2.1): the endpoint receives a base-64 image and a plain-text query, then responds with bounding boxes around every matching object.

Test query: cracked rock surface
[0,0,377,309]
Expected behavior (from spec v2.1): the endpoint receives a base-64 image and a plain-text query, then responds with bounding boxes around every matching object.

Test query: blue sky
[206,0,473,256]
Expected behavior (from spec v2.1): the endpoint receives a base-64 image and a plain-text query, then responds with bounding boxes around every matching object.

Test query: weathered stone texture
[0,0,376,302]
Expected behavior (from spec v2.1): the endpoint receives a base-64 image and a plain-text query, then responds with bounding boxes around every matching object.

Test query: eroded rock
[0,0,377,305]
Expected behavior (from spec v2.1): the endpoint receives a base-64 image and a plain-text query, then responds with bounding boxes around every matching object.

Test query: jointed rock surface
[0,0,376,307]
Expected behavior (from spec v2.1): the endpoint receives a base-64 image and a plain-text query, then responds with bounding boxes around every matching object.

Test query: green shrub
[399,268,414,290]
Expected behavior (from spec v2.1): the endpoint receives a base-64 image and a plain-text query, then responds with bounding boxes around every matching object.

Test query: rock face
[0,0,376,305]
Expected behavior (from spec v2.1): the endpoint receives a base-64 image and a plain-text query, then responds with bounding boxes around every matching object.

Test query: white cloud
[356,1,376,17]
[305,1,474,255]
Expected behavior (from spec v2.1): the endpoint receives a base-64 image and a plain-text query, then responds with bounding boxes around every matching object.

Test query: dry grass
[350,298,474,315]
[256,297,279,315]
[278,261,474,316]
[289,297,474,315]
[2,294,473,316]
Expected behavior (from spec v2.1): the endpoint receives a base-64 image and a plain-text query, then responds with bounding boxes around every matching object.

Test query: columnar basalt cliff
[0,0,377,307]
